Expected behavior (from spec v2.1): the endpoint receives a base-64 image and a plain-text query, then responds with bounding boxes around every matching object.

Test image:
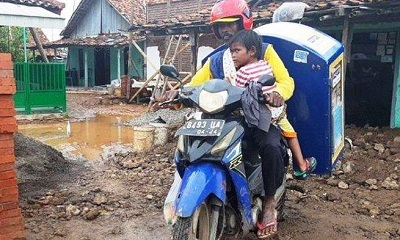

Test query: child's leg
[278,117,308,171]
[278,117,317,179]
[286,137,308,172]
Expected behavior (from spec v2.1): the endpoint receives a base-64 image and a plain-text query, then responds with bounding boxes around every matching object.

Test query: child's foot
[294,157,317,180]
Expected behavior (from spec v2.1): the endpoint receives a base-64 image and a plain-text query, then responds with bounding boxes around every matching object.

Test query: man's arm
[186,59,213,87]
[264,45,294,101]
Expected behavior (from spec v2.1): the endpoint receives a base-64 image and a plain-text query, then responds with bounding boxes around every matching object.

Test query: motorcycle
[160,65,289,239]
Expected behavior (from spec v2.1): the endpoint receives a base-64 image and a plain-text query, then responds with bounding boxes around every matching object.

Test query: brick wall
[0,53,26,240]
[147,0,215,22]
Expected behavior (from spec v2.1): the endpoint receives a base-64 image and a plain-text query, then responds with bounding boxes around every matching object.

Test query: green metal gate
[14,62,66,114]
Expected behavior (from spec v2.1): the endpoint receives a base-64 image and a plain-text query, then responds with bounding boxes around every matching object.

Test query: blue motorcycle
[160,65,288,239]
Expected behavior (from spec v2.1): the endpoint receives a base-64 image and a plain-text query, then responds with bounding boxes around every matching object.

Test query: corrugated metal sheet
[61,0,143,38]
[0,0,65,14]
[69,0,130,39]
[0,2,65,28]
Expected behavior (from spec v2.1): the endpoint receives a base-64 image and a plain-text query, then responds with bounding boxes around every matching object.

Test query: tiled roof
[62,0,145,37]
[131,0,400,33]
[107,0,145,25]
[0,0,65,14]
[36,33,145,48]
[28,28,63,56]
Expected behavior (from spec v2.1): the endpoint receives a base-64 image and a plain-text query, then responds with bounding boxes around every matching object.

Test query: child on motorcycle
[228,29,317,180]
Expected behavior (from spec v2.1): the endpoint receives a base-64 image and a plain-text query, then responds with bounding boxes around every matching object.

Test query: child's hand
[266,92,284,107]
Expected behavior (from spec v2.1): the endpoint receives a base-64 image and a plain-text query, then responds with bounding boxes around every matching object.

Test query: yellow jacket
[188,45,294,101]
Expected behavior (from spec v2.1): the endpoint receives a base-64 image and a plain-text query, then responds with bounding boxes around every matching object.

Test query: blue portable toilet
[255,22,345,174]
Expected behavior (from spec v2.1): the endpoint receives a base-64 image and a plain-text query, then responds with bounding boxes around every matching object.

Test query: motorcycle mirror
[160,64,180,79]
[257,74,276,87]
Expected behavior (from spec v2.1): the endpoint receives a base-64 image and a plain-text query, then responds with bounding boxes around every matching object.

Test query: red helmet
[210,0,253,39]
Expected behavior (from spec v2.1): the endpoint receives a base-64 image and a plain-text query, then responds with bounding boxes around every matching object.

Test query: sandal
[293,157,317,180]
[256,210,278,239]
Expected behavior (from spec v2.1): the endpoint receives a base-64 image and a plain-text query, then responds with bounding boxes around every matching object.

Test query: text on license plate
[176,119,225,136]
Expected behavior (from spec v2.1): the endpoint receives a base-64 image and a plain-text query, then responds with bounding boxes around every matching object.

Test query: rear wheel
[173,201,220,240]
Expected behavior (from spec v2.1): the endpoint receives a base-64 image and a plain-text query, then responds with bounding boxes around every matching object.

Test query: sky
[42,0,82,41]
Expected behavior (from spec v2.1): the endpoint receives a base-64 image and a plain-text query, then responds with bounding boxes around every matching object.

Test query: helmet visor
[211,17,240,24]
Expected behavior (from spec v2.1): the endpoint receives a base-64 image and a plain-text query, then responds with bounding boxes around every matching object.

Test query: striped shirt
[235,60,275,95]
[236,60,285,121]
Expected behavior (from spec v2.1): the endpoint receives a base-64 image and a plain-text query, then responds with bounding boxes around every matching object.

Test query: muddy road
[16,92,400,240]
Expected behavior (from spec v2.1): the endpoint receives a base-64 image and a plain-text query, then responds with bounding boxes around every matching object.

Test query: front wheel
[172,201,221,240]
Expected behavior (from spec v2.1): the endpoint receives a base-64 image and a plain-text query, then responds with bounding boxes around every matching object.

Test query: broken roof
[61,0,145,38]
[0,0,65,14]
[32,33,145,49]
[130,0,400,35]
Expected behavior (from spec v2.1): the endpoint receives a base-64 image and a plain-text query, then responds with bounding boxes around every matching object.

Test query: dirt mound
[14,133,87,196]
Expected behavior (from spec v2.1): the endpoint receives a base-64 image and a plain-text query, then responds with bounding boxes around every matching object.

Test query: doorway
[95,48,110,86]
[345,32,395,127]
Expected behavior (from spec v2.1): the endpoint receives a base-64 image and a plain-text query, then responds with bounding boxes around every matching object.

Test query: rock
[387,153,400,161]
[38,198,50,206]
[326,192,341,201]
[83,208,100,221]
[53,228,68,237]
[342,161,355,174]
[374,143,385,154]
[365,179,377,185]
[381,177,399,190]
[353,138,367,149]
[66,204,81,216]
[122,160,135,169]
[367,149,377,157]
[389,147,400,154]
[393,136,400,146]
[367,183,377,190]
[93,194,108,205]
[111,226,123,235]
[327,178,340,186]
[369,208,380,216]
[338,181,349,189]
[145,195,154,200]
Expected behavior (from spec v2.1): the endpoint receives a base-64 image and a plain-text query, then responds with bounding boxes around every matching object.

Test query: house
[131,0,400,128]
[39,0,146,87]
[27,28,66,62]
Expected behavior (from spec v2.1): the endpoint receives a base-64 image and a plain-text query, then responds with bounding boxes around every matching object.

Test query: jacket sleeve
[264,45,294,101]
[186,59,213,87]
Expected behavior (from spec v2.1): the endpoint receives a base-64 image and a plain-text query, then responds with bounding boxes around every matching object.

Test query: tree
[0,26,26,62]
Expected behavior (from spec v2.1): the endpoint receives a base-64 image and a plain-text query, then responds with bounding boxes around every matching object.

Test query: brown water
[18,115,135,160]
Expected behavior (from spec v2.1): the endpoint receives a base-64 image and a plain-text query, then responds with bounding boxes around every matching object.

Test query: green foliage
[0,26,26,62]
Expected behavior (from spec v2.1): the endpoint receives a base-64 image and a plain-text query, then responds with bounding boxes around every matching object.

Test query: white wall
[42,0,82,41]
[146,46,160,79]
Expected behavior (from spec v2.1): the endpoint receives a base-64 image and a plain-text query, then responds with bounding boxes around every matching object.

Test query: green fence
[14,62,66,114]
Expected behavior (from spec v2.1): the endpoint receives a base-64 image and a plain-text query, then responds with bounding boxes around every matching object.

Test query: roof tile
[0,0,65,14]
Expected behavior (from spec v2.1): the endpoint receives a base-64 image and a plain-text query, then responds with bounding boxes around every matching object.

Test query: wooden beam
[128,70,160,103]
[341,8,354,81]
[29,28,49,63]
[189,31,199,76]
[132,40,159,72]
[127,32,133,100]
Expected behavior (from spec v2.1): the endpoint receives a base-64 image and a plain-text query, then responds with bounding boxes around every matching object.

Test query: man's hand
[265,92,284,107]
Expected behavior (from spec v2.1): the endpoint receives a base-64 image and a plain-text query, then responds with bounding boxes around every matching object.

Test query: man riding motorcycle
[187,0,294,238]
[160,0,295,238]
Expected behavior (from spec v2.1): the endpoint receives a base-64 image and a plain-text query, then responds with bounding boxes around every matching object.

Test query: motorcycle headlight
[211,127,236,156]
[198,90,228,114]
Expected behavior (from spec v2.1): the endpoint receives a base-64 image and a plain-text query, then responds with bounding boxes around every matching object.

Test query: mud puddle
[18,114,135,160]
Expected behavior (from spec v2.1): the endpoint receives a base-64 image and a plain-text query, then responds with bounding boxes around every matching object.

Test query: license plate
[175,119,225,136]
